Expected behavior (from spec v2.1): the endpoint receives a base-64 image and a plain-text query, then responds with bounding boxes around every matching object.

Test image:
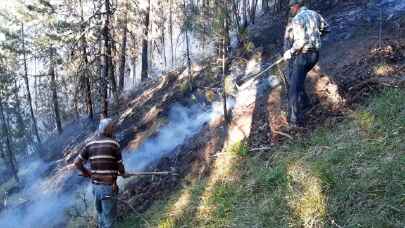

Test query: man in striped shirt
[75,118,126,228]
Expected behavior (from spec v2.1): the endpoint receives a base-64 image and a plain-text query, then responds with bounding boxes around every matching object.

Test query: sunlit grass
[373,63,395,77]
[286,162,327,228]
[195,140,245,226]
[118,88,405,227]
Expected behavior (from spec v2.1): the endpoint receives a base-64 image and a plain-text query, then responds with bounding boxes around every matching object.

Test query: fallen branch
[331,219,343,228]
[272,130,293,140]
[117,199,152,227]
[250,147,272,152]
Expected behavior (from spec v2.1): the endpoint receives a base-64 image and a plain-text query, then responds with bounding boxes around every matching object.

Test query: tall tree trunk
[183,0,192,87]
[242,0,248,27]
[161,24,167,70]
[169,0,175,66]
[219,0,231,125]
[141,0,151,81]
[118,0,128,93]
[13,81,34,149]
[250,0,258,24]
[231,0,242,44]
[0,98,19,183]
[21,24,42,149]
[99,38,108,117]
[262,0,269,13]
[95,0,108,117]
[104,0,118,101]
[80,0,94,120]
[49,47,63,134]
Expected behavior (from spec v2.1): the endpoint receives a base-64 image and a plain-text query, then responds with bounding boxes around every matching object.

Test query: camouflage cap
[289,0,303,6]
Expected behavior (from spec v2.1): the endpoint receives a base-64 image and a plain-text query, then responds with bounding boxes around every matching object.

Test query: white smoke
[123,99,234,172]
[0,98,234,227]
[0,158,81,228]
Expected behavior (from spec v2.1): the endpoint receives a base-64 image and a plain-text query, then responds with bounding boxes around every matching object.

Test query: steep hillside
[115,0,405,227]
[118,88,404,227]
[0,1,403,227]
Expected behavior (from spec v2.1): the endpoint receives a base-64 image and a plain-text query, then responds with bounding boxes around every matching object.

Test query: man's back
[78,135,123,185]
[290,7,328,53]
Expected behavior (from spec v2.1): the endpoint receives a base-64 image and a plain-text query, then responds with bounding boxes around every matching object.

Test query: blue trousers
[288,51,319,125]
[92,184,118,228]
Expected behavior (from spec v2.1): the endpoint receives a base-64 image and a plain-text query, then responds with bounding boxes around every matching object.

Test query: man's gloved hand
[283,50,293,60]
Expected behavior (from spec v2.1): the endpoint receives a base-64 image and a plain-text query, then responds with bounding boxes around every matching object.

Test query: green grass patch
[228,140,249,157]
[118,88,405,227]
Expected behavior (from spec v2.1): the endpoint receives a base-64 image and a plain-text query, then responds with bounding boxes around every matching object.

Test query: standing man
[283,0,329,127]
[74,118,126,228]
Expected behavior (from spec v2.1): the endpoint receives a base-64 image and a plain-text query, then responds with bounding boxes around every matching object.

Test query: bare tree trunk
[99,39,108,117]
[220,1,231,125]
[161,25,167,71]
[21,24,42,148]
[183,0,192,87]
[262,0,269,13]
[169,0,175,66]
[231,0,242,44]
[242,0,248,27]
[80,0,94,120]
[118,0,128,93]
[104,0,118,101]
[0,98,19,183]
[250,0,258,24]
[13,81,34,149]
[95,0,108,117]
[141,0,151,81]
[49,47,63,134]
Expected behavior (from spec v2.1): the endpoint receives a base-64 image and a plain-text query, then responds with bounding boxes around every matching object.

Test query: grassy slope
[118,88,405,228]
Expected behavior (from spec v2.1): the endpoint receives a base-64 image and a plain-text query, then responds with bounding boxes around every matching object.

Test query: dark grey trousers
[287,51,319,125]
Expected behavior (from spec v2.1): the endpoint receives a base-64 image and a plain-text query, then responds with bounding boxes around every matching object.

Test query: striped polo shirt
[78,136,123,184]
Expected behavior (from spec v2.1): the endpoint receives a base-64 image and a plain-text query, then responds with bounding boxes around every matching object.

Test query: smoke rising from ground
[0,158,79,228]
[0,98,233,227]
[123,99,234,172]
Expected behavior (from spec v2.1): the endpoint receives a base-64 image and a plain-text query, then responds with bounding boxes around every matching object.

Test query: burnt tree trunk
[13,81,34,148]
[21,24,42,150]
[0,98,19,183]
[141,0,151,81]
[262,0,269,13]
[242,0,248,27]
[80,0,94,119]
[49,47,63,134]
[169,0,175,66]
[219,0,231,125]
[118,0,128,93]
[104,0,118,102]
[183,0,193,87]
[96,0,108,118]
[250,0,258,24]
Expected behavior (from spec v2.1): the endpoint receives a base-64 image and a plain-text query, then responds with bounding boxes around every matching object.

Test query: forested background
[0,0,340,184]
